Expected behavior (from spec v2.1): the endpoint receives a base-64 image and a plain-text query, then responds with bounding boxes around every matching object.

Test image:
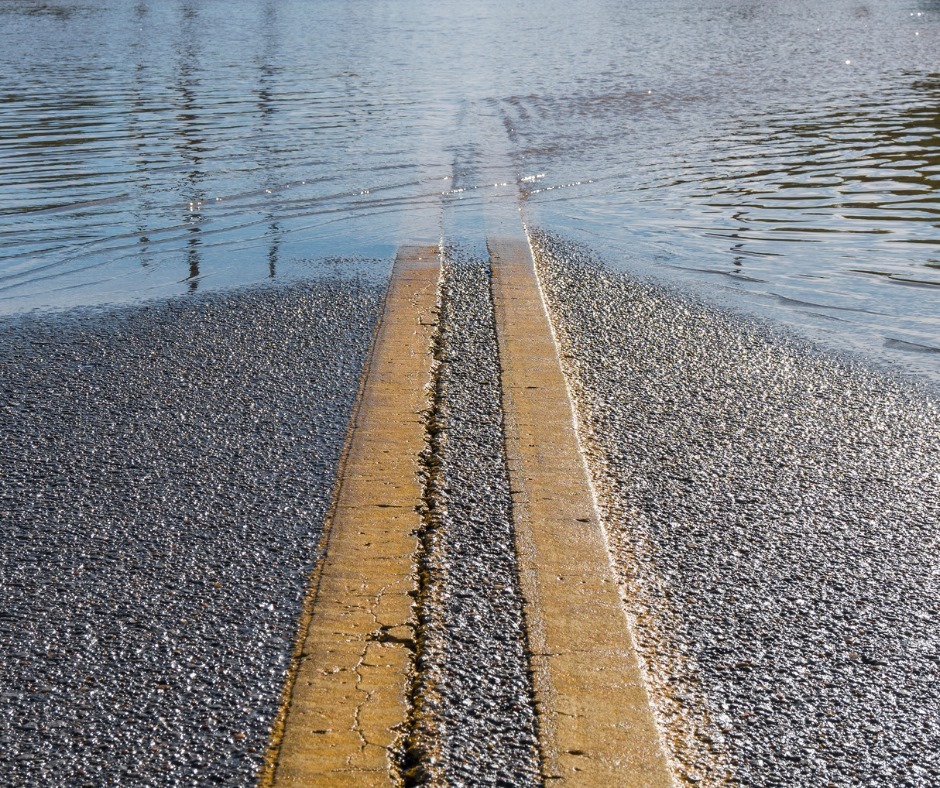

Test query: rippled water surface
[2,0,939,378]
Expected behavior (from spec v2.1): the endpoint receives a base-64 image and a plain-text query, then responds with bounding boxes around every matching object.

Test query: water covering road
[2,1,940,785]
[1,0,939,379]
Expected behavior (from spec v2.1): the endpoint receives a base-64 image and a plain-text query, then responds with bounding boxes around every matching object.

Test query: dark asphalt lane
[533,230,940,787]
[0,280,382,785]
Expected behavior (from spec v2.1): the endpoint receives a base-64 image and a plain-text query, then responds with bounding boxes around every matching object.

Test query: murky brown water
[1,0,938,379]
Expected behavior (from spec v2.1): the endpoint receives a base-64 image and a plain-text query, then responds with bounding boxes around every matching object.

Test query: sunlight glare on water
[0,0,938,379]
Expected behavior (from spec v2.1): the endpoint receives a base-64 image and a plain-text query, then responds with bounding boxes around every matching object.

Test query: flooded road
[2,2,940,783]
[1,0,939,379]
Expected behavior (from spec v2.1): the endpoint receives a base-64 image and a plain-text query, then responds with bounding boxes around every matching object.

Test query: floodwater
[1,0,939,380]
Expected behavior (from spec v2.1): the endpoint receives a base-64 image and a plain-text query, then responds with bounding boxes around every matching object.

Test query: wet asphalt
[405,249,541,786]
[0,280,382,785]
[3,234,937,787]
[532,230,940,787]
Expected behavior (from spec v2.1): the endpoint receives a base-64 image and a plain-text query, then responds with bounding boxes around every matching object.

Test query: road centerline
[489,236,676,785]
[267,245,440,787]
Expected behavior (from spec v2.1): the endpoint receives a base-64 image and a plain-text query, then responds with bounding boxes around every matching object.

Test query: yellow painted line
[265,245,440,787]
[489,237,675,785]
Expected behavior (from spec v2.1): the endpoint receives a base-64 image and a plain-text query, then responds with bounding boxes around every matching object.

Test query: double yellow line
[263,240,673,786]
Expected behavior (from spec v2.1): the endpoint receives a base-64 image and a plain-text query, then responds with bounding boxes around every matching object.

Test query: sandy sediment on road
[0,279,382,785]
[532,229,940,787]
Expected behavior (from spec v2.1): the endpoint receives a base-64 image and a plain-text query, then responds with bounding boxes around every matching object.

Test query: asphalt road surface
[403,248,541,786]
[0,280,382,784]
[2,237,938,785]
[533,229,940,787]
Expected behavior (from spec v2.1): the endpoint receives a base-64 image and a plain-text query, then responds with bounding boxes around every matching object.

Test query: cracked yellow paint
[489,237,676,786]
[267,245,440,787]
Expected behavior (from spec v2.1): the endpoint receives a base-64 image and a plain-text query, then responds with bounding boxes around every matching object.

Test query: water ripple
[0,0,937,379]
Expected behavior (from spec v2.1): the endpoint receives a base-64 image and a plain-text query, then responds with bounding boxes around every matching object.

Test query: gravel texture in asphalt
[532,230,940,787]
[404,249,541,786]
[0,280,382,785]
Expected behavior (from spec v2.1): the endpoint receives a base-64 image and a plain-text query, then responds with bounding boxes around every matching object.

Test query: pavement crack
[351,656,371,752]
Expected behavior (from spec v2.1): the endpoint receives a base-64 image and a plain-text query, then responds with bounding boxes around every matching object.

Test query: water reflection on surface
[695,76,940,283]
[0,0,938,379]
[515,67,940,370]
